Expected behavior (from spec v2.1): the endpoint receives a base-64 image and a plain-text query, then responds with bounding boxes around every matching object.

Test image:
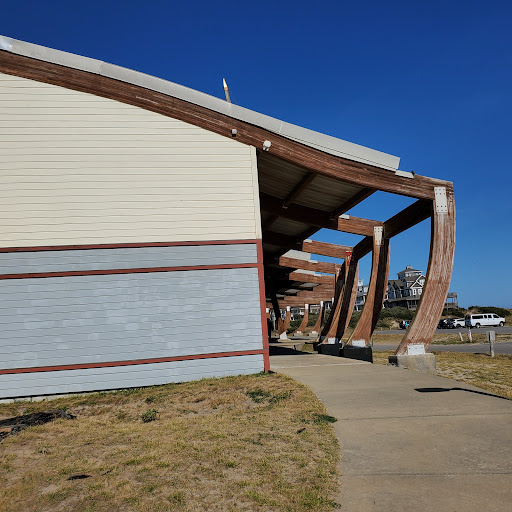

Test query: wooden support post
[270,290,286,336]
[349,229,390,347]
[310,301,325,335]
[321,264,346,342]
[395,188,456,355]
[295,304,309,335]
[336,259,359,340]
[283,306,291,332]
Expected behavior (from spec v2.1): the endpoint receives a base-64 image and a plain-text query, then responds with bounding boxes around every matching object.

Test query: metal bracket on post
[434,187,448,214]
[374,226,383,246]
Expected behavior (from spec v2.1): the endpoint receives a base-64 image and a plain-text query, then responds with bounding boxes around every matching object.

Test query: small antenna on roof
[223,78,231,103]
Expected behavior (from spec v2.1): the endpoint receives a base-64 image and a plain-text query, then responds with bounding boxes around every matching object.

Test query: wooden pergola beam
[288,272,335,285]
[277,256,339,275]
[260,193,381,236]
[0,50,454,201]
[262,172,319,231]
[301,239,352,259]
[263,232,352,260]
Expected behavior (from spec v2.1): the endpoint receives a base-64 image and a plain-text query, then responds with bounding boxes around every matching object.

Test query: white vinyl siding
[0,73,261,247]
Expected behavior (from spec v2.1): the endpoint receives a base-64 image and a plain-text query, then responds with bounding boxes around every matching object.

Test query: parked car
[451,318,465,328]
[465,313,505,328]
[437,319,451,329]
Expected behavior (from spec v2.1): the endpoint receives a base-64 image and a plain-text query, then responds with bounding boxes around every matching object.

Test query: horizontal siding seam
[0,262,259,280]
[0,239,259,253]
[0,349,269,374]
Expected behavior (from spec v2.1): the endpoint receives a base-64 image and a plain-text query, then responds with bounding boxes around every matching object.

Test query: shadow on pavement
[415,387,510,401]
[269,345,310,356]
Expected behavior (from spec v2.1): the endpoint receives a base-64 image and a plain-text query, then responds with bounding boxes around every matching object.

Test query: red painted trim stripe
[256,240,270,372]
[0,263,259,280]
[0,239,259,253]
[0,349,268,375]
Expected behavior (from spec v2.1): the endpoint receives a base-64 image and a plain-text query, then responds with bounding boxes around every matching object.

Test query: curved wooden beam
[0,52,452,200]
[283,306,292,332]
[396,189,456,354]
[321,264,346,341]
[335,261,359,340]
[349,234,390,346]
[270,290,286,335]
[293,304,310,335]
[310,301,325,335]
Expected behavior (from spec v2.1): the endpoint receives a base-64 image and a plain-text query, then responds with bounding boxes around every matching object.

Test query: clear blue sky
[3,0,511,307]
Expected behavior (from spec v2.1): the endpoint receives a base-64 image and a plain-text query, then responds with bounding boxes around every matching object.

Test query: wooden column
[349,227,390,346]
[283,306,292,332]
[335,258,359,340]
[396,188,456,354]
[270,291,286,335]
[295,304,309,334]
[310,301,325,334]
[321,263,346,341]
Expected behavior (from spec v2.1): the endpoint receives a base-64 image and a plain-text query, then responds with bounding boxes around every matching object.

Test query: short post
[468,328,472,343]
[486,330,495,357]
[459,332,463,343]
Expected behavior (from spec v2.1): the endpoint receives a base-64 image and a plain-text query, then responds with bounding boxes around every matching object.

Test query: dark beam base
[318,343,343,357]
[341,345,373,363]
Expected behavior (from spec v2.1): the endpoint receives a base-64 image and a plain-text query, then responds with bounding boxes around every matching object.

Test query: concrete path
[270,351,512,511]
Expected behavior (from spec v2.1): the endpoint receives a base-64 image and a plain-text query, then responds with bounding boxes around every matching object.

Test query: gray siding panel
[0,245,265,397]
[0,243,257,275]
[0,354,264,398]
[0,267,262,371]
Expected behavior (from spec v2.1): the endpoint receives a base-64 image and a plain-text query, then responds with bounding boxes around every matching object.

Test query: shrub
[442,307,467,317]
[379,306,413,320]
[349,311,362,328]
[468,306,510,318]
[141,409,159,423]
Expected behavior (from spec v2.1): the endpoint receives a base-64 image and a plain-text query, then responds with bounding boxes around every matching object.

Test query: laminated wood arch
[295,304,309,334]
[349,232,390,346]
[396,190,456,354]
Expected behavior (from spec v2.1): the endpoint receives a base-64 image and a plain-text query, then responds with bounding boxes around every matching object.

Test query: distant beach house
[356,265,458,311]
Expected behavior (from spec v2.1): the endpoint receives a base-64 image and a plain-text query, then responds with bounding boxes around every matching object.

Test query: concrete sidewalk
[271,352,512,512]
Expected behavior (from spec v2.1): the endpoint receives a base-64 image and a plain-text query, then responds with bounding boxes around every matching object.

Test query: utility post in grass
[468,327,472,343]
[487,331,496,357]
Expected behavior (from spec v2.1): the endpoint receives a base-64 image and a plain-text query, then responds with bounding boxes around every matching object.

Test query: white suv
[465,313,505,328]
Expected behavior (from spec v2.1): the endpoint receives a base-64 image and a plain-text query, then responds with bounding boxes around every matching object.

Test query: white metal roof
[0,35,400,171]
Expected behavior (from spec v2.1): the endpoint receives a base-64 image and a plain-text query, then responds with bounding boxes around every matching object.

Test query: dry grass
[0,373,340,512]
[371,332,511,345]
[373,350,512,400]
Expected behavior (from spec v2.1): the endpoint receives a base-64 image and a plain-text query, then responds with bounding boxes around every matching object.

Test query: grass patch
[371,332,511,345]
[373,350,512,400]
[0,373,339,512]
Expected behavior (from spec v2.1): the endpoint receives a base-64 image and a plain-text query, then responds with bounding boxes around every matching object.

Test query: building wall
[0,72,266,398]
[0,72,262,247]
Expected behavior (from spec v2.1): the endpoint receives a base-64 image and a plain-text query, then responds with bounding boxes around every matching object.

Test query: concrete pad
[270,352,512,511]
[389,353,436,373]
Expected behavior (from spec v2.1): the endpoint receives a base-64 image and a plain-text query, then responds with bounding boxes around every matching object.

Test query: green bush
[442,307,467,317]
[141,409,159,423]
[349,311,362,328]
[468,306,510,318]
[379,306,413,320]
[307,313,318,327]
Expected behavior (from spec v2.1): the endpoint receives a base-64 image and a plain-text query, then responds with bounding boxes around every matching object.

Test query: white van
[465,313,505,328]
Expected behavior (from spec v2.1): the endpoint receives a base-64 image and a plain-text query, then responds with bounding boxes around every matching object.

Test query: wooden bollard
[486,331,495,357]
[468,328,472,343]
